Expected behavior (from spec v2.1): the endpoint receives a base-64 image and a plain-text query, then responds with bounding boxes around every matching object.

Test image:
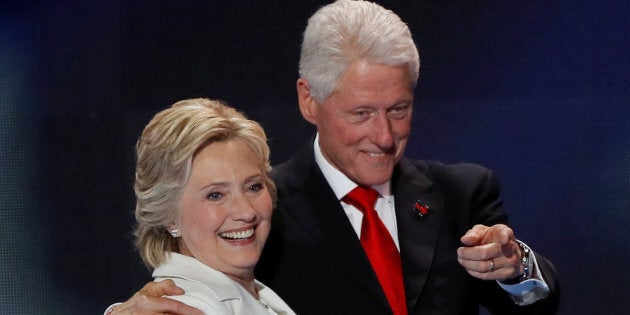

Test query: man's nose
[370,114,395,149]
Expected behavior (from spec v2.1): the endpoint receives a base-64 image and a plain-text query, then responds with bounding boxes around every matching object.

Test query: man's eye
[206,192,223,200]
[388,105,410,119]
[348,110,372,123]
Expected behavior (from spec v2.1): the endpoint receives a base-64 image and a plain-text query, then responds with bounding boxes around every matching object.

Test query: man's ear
[296,78,318,125]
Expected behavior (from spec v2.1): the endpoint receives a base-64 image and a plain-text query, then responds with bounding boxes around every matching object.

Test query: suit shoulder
[270,159,299,189]
[409,159,493,179]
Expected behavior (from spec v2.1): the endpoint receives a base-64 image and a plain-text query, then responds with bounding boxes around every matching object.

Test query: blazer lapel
[392,158,444,310]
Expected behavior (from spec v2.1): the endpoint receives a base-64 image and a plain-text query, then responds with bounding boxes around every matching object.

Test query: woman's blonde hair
[133,98,275,268]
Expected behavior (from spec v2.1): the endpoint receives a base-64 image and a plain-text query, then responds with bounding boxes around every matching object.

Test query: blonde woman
[115,98,295,315]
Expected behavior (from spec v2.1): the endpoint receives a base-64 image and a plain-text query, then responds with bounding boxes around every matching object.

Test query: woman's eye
[248,183,263,193]
[206,192,223,201]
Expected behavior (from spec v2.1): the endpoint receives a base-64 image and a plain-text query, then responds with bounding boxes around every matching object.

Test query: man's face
[310,61,413,186]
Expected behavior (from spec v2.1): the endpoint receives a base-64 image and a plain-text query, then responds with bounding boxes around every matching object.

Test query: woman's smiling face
[175,138,273,280]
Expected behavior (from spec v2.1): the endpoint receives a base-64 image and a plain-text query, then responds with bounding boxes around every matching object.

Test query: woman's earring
[170,227,180,238]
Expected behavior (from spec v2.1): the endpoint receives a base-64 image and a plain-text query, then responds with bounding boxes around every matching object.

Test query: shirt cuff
[497,245,550,305]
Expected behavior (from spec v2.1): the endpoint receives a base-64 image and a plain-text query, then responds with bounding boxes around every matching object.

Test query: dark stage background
[1,1,629,314]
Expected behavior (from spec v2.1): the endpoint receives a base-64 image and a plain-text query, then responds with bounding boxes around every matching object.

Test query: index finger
[484,224,514,245]
[460,224,489,246]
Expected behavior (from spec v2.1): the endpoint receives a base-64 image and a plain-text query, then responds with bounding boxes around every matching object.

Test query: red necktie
[343,186,408,315]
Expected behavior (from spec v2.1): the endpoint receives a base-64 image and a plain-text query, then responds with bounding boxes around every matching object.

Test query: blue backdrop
[1,1,628,314]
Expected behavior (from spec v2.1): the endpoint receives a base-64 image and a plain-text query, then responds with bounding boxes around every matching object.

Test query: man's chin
[353,169,394,186]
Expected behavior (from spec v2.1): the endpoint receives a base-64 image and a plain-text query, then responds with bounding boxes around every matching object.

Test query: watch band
[514,239,533,280]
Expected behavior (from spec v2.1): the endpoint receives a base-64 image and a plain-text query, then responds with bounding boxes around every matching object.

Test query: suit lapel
[392,158,444,310]
[278,142,392,312]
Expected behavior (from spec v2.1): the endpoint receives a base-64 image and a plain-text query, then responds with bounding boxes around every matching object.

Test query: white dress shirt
[313,134,400,250]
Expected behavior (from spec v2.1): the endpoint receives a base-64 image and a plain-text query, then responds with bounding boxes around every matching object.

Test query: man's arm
[107,280,204,315]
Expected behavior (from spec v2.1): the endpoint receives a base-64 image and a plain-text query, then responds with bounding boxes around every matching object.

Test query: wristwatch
[514,239,534,280]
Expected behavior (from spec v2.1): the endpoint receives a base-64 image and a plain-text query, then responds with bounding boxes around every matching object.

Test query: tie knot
[343,185,379,213]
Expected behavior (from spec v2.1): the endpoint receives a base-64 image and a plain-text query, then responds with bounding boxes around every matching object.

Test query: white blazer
[153,252,296,315]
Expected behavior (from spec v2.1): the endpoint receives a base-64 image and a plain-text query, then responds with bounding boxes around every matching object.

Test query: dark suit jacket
[256,140,559,315]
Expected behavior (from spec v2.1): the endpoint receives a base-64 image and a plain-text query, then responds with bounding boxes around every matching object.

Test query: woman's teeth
[220,229,254,240]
